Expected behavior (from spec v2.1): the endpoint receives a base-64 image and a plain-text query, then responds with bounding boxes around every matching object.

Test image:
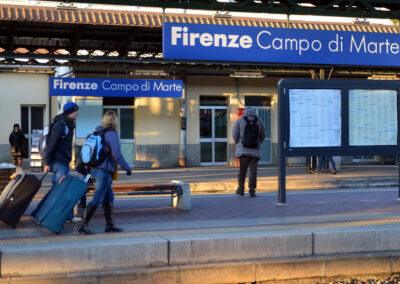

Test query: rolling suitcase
[31,175,90,234]
[0,172,46,228]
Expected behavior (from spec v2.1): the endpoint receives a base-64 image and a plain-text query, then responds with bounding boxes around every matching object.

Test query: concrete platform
[1,186,400,283]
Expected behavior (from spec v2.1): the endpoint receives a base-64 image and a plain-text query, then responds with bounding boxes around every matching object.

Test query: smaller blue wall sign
[49,78,183,98]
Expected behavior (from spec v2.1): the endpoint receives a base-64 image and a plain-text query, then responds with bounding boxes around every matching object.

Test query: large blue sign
[163,22,400,67]
[49,78,183,98]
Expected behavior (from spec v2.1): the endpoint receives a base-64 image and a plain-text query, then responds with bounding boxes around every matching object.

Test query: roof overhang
[40,0,400,19]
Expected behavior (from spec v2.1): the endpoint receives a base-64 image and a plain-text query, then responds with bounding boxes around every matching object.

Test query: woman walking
[77,111,132,235]
[9,123,25,167]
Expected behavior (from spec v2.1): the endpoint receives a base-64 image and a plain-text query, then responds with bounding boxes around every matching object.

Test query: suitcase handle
[84,174,92,183]
[39,173,48,183]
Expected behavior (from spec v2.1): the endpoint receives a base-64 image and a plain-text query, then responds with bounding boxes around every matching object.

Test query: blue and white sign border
[163,22,400,67]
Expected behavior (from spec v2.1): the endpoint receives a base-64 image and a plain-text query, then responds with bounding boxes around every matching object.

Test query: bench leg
[171,181,191,211]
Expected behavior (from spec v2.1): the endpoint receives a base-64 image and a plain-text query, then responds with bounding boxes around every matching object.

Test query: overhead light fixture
[130,69,169,76]
[13,67,54,74]
[230,71,264,78]
[353,18,370,25]
[368,74,400,80]
[56,3,78,11]
[214,11,232,19]
[298,3,316,7]
[375,7,390,12]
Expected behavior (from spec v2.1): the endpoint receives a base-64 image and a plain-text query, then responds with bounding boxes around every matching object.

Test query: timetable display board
[278,79,400,204]
[289,89,341,147]
[349,90,397,146]
[278,79,400,157]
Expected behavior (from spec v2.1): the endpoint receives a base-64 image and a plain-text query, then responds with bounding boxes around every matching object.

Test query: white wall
[135,97,180,145]
[0,73,50,144]
[186,76,279,145]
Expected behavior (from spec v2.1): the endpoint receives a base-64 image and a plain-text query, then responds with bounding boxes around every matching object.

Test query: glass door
[199,106,227,165]
[255,107,272,164]
[103,107,135,166]
[244,96,272,165]
[21,105,45,159]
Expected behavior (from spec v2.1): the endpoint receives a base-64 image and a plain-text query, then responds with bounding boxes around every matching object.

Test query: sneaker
[236,189,244,196]
[314,170,322,175]
[331,170,337,175]
[69,216,82,223]
[249,191,256,198]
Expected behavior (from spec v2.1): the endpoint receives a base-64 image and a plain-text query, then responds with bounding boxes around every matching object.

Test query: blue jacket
[94,126,130,173]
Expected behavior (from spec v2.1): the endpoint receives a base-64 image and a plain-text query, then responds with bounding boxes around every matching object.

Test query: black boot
[103,202,123,233]
[77,204,97,235]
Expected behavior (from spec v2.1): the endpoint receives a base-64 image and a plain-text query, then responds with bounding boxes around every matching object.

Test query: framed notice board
[278,79,400,204]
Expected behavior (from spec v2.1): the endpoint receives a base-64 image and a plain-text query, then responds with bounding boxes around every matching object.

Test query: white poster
[76,99,103,138]
[349,90,397,146]
[289,89,341,147]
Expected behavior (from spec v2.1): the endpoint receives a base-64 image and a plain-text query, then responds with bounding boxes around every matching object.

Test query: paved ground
[1,165,399,244]
[2,186,400,243]
[30,165,400,195]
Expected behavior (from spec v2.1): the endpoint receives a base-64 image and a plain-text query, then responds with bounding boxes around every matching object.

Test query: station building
[0,4,397,168]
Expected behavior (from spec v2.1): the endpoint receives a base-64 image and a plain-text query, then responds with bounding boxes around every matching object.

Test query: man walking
[233,107,266,197]
[43,102,81,222]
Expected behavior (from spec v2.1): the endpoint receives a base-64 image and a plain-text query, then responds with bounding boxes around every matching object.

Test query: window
[245,96,271,107]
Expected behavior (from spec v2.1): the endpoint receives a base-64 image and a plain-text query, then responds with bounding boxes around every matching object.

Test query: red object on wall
[237,108,245,118]
[236,108,245,167]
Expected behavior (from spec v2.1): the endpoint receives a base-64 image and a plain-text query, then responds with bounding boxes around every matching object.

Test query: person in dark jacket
[78,110,132,235]
[43,102,81,223]
[232,107,266,197]
[9,124,25,167]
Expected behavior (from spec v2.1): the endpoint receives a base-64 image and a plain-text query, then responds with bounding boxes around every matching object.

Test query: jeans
[50,162,74,220]
[238,156,260,192]
[89,168,114,207]
[317,156,337,171]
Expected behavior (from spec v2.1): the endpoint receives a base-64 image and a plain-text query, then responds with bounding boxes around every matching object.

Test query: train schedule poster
[349,89,398,146]
[289,89,342,147]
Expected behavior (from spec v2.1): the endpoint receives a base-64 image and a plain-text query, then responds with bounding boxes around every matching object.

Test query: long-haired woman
[78,110,132,235]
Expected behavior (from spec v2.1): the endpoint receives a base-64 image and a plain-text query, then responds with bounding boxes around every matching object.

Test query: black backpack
[242,116,259,148]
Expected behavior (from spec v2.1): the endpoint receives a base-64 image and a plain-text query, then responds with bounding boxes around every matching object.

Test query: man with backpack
[43,102,81,222]
[232,107,266,197]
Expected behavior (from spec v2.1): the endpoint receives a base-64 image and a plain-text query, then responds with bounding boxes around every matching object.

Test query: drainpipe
[319,68,325,80]
[179,73,187,167]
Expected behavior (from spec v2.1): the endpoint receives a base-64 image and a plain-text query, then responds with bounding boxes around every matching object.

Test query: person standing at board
[232,107,266,198]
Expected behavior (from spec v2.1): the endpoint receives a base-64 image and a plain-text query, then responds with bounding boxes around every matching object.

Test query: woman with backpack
[9,124,26,167]
[77,110,132,235]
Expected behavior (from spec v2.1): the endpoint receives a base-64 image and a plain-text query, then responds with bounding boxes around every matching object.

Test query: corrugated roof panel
[109,12,115,25]
[120,13,126,25]
[128,13,135,25]
[0,4,399,34]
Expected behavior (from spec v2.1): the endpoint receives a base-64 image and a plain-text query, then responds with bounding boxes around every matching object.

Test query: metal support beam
[120,28,138,57]
[71,25,85,56]
[6,23,17,53]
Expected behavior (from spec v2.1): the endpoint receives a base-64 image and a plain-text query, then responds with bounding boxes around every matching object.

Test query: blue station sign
[163,22,400,67]
[49,78,183,98]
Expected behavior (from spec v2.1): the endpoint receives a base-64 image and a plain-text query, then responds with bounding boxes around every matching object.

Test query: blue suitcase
[31,175,90,234]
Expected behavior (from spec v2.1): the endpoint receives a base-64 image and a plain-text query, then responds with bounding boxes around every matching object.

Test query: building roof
[0,4,399,33]
[36,0,400,20]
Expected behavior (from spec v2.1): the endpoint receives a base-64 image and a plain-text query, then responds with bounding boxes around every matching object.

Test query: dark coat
[44,114,75,166]
[9,130,25,156]
[232,108,266,159]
